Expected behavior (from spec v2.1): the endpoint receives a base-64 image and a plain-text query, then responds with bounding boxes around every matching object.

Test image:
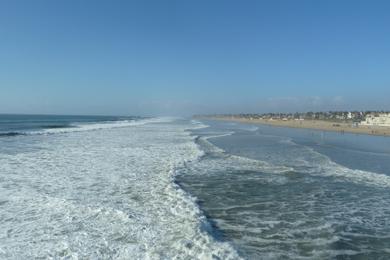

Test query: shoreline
[201,117,390,137]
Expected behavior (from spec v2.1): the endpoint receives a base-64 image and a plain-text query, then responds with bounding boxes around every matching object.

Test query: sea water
[0,115,238,259]
[1,115,390,259]
[177,120,390,259]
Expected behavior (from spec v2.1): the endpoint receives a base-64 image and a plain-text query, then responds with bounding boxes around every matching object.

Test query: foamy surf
[32,117,175,135]
[279,138,390,188]
[0,118,240,259]
[207,128,390,189]
[177,120,390,259]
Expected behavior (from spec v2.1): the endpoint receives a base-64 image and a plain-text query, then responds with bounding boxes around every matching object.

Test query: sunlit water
[177,120,390,259]
[0,116,238,259]
[2,116,390,259]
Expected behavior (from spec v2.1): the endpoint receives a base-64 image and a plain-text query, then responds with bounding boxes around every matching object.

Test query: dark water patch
[0,132,25,137]
[38,124,74,129]
[0,114,141,135]
[175,179,228,242]
[178,163,390,258]
[179,120,390,259]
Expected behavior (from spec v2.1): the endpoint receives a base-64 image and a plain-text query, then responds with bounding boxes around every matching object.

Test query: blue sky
[1,0,389,116]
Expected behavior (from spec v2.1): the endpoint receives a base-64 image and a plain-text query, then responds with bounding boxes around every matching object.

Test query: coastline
[201,117,390,137]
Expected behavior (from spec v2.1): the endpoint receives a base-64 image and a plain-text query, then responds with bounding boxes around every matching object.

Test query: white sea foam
[31,117,175,135]
[177,126,390,259]
[190,119,209,129]
[282,139,390,188]
[195,125,390,188]
[182,136,293,180]
[0,118,240,259]
[234,132,390,188]
[246,126,259,132]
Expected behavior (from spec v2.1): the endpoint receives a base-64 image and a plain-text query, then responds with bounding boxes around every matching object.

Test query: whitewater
[177,120,390,259]
[0,118,239,259]
[2,116,390,259]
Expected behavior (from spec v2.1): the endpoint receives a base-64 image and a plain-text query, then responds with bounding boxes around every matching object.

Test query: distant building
[347,112,352,119]
[361,113,390,126]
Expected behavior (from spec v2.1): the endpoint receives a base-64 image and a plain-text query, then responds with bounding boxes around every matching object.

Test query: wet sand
[205,117,390,137]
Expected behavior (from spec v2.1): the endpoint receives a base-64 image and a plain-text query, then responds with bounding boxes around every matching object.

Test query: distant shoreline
[201,117,390,137]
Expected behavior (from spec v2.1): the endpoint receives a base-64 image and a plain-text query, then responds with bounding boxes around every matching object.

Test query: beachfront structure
[361,113,390,127]
[347,112,352,119]
[195,111,390,125]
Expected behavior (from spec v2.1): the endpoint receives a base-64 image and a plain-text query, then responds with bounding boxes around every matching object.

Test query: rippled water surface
[177,120,390,259]
[0,116,239,259]
[2,116,390,259]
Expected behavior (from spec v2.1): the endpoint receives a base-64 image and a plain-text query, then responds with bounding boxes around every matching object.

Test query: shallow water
[2,116,390,259]
[177,120,390,259]
[0,116,239,259]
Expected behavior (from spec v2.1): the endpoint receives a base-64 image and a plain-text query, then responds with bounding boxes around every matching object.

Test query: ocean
[1,115,390,259]
[178,120,390,259]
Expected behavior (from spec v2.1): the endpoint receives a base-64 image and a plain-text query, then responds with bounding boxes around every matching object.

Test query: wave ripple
[0,119,239,259]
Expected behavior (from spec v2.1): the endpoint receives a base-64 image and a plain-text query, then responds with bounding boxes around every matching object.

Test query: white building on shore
[361,113,390,127]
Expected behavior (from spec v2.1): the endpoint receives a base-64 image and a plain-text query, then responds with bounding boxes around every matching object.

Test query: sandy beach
[205,116,390,137]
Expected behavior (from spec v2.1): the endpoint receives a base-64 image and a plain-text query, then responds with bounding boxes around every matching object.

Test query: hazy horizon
[1,2,390,257]
[1,0,389,116]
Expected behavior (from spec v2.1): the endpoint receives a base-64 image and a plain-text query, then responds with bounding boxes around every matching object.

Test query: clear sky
[1,0,389,116]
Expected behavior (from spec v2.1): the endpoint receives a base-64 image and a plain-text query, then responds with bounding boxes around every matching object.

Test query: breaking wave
[0,118,241,259]
[0,117,176,137]
[176,122,390,259]
[278,138,390,188]
[0,132,25,137]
